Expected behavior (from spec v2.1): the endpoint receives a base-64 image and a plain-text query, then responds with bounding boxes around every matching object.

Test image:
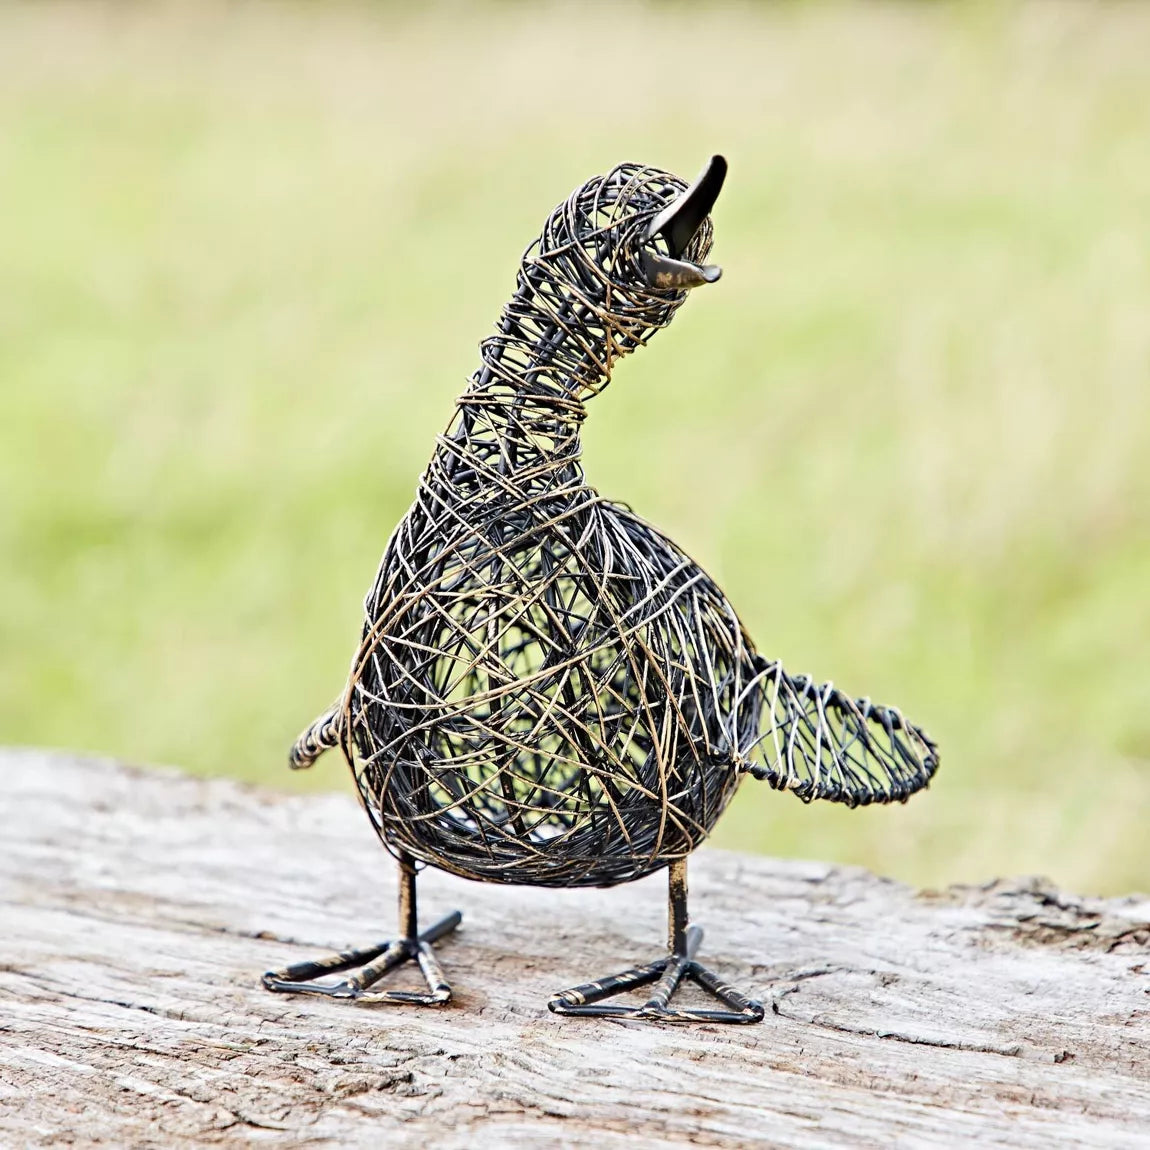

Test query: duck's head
[513,156,727,394]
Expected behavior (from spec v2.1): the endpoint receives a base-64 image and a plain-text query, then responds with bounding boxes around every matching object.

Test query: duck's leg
[548,858,764,1024]
[262,853,461,1004]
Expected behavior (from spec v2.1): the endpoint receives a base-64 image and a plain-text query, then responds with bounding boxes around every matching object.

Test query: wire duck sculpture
[264,155,940,1023]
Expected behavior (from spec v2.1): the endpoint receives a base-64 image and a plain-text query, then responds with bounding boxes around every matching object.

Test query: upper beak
[640,154,726,290]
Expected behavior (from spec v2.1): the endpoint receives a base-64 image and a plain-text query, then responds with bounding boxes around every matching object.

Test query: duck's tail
[739,657,939,808]
[289,703,343,770]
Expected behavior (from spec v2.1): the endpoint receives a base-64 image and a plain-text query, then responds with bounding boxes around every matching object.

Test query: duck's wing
[739,658,939,807]
[289,703,343,770]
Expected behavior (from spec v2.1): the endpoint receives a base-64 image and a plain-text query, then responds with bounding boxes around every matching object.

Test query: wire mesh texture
[291,160,939,889]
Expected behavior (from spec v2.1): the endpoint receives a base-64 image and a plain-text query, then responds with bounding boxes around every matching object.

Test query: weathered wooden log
[1,748,1148,1147]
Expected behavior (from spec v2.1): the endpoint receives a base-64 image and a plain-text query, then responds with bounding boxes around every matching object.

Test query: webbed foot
[548,924,763,1024]
[262,910,461,1004]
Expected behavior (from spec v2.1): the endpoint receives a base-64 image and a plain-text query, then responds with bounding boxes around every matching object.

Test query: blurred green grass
[2,1,1147,893]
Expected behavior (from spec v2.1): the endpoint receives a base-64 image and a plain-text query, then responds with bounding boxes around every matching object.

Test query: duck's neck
[434,280,619,494]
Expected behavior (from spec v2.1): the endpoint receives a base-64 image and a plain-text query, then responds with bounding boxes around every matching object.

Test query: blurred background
[2,1,1147,895]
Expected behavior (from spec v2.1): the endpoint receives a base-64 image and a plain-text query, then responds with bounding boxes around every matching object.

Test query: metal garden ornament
[264,156,940,1023]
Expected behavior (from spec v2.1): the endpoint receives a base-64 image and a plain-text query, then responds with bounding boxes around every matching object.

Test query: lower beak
[640,250,722,290]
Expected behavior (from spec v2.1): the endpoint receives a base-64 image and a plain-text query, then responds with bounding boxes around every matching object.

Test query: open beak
[640,154,726,290]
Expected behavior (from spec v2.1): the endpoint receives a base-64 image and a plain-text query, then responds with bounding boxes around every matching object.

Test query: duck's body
[267,157,938,1022]
[348,472,750,888]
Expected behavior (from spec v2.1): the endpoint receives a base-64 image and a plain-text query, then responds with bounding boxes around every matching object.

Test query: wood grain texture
[1,748,1148,1148]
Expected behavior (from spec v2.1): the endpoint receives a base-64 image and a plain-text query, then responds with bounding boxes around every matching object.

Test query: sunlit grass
[2,1,1147,893]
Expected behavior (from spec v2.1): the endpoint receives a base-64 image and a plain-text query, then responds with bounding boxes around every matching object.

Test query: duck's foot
[262,910,461,1004]
[548,925,764,1024]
